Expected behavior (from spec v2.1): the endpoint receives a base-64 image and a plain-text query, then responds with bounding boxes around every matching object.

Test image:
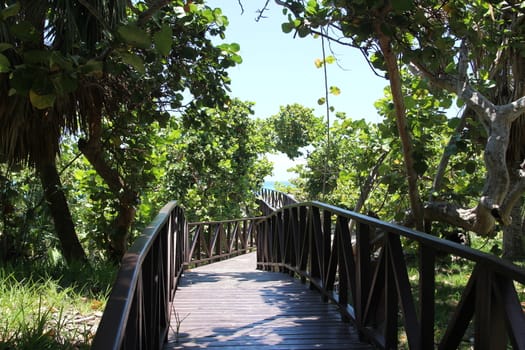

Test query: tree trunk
[36,157,87,265]
[376,29,424,232]
[78,138,137,261]
[502,150,525,259]
[502,197,525,259]
[502,41,525,258]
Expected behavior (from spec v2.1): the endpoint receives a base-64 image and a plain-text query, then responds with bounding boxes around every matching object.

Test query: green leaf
[0,53,10,73]
[297,26,310,38]
[1,2,20,20]
[325,55,336,64]
[317,97,326,105]
[329,86,341,96]
[23,50,50,65]
[120,52,145,74]
[305,0,318,15]
[29,89,56,109]
[370,52,385,71]
[0,43,13,52]
[153,24,173,56]
[447,117,461,129]
[392,0,413,12]
[82,59,103,76]
[10,67,33,94]
[281,22,293,33]
[31,71,54,95]
[117,24,151,49]
[444,61,456,74]
[10,21,39,43]
[52,74,78,95]
[230,54,242,64]
[404,95,415,109]
[50,51,73,71]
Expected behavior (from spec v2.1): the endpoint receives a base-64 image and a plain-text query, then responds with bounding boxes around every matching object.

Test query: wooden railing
[256,200,525,349]
[93,192,525,349]
[92,204,259,349]
[92,202,187,350]
[186,217,258,266]
[258,187,297,214]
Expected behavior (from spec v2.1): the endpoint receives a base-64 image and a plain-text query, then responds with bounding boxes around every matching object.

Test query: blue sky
[206,1,389,181]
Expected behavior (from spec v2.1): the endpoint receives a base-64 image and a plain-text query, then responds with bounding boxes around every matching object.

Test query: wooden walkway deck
[164,252,374,349]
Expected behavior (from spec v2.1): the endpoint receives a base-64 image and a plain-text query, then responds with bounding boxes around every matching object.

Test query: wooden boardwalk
[164,252,374,349]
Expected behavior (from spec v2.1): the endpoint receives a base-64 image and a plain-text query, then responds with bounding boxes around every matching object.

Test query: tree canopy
[275,0,525,257]
[0,0,247,263]
[2,0,525,265]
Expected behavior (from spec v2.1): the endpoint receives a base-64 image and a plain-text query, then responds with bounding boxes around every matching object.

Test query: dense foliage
[276,0,525,258]
[164,100,272,222]
[0,0,274,265]
[1,0,525,267]
[263,103,325,159]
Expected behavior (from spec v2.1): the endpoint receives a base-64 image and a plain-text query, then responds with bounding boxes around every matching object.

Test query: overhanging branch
[138,0,172,25]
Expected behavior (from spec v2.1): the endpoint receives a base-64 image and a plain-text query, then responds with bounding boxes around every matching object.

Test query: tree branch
[498,95,525,122]
[308,28,387,79]
[237,0,245,15]
[429,106,470,200]
[457,40,469,86]
[137,0,172,26]
[423,202,496,236]
[256,0,270,21]
[409,58,496,122]
[498,161,525,225]
[274,0,300,17]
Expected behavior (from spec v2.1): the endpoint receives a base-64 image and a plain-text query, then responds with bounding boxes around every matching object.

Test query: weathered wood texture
[164,252,374,349]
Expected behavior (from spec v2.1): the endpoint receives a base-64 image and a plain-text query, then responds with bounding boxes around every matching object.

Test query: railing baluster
[93,201,187,350]
[387,233,420,349]
[309,206,322,289]
[494,274,525,349]
[255,189,525,349]
[322,210,332,297]
[474,264,507,349]
[419,242,435,349]
[384,236,399,349]
[299,206,308,283]
[94,190,525,349]
[276,211,285,270]
[337,220,350,321]
[356,221,371,328]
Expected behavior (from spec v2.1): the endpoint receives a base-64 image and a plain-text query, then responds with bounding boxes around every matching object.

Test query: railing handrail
[258,187,298,211]
[93,203,260,349]
[256,198,525,349]
[92,201,187,350]
[186,216,259,266]
[93,193,525,349]
[305,201,525,282]
[190,216,263,226]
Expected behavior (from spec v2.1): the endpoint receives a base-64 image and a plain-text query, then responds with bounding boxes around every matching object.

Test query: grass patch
[399,234,525,349]
[0,261,115,349]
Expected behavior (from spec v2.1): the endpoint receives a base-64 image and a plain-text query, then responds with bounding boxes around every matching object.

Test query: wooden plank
[164,252,373,349]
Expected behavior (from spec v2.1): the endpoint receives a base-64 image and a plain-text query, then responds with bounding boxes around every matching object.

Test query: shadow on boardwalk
[164,252,374,349]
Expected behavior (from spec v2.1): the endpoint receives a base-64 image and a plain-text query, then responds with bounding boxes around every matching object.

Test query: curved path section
[164,252,373,349]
